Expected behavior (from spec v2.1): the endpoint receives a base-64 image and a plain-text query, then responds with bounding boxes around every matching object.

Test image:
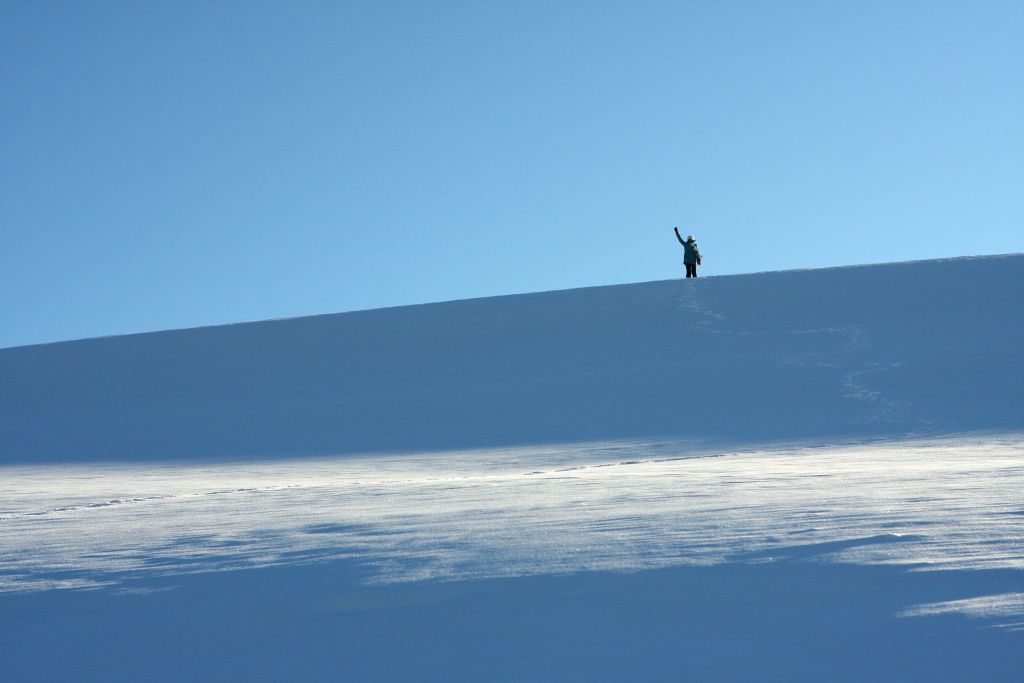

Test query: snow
[1,255,1022,680]
[3,435,1023,594]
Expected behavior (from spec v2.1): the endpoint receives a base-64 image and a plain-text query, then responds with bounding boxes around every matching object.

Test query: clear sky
[2,0,1022,349]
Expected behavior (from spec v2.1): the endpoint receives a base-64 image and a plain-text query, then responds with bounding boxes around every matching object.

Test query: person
[674,227,702,278]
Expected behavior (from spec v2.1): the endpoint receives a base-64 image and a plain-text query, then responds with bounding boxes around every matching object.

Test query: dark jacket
[676,232,701,265]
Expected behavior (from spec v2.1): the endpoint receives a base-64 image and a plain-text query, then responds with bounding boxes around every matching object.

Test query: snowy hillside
[2,255,1021,463]
[1,255,1022,681]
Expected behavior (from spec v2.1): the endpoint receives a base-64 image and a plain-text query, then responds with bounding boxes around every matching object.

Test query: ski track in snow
[1,434,1022,625]
[677,283,920,428]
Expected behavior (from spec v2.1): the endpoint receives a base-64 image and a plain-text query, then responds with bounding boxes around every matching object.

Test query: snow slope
[1,255,1021,463]
[1,255,1022,681]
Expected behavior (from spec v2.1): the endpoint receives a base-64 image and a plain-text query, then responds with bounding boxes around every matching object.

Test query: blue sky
[2,0,1021,349]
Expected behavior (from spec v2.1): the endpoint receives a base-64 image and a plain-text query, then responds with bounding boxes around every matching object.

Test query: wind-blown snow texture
[1,255,1022,681]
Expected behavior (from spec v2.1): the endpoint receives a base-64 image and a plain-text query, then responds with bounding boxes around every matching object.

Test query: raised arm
[674,226,685,246]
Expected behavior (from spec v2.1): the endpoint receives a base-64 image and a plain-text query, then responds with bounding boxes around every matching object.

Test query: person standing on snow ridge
[674,227,702,278]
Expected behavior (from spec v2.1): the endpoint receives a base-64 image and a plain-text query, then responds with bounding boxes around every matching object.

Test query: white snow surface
[1,255,1022,681]
[3,435,1023,594]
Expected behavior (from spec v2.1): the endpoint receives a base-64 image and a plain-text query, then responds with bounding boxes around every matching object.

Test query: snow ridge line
[0,453,736,521]
[0,484,308,521]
